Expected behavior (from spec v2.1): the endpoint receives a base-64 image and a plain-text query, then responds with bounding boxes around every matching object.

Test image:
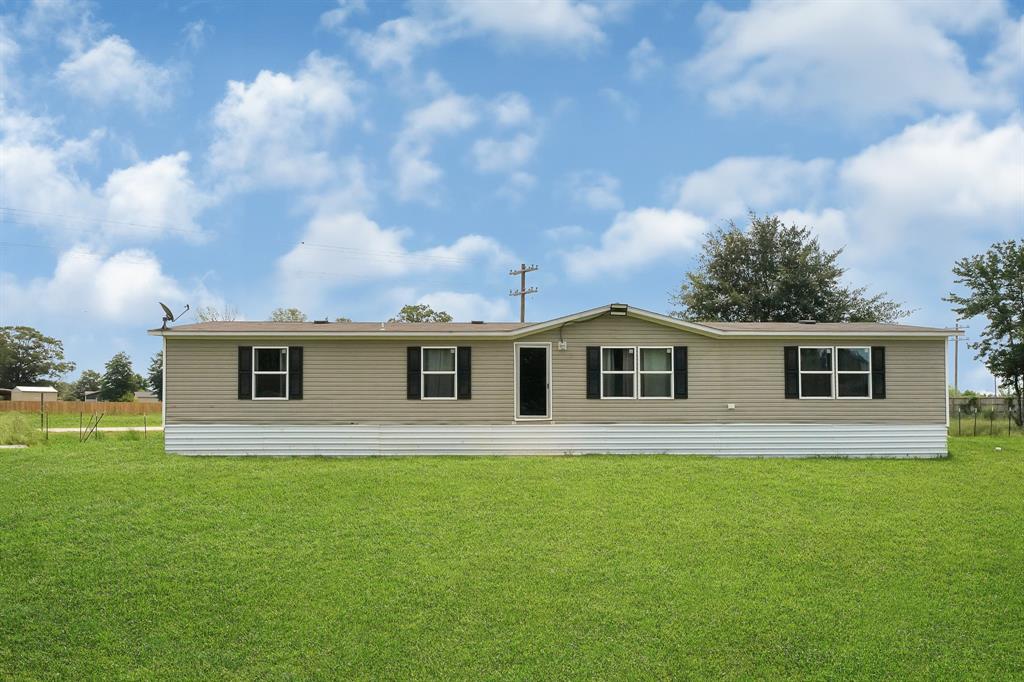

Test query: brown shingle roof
[150,304,958,337]
[155,321,530,333]
[696,321,955,333]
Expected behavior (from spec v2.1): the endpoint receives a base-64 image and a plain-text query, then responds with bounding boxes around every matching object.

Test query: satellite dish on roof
[159,302,190,329]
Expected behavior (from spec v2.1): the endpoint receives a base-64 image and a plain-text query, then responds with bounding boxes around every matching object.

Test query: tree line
[0,327,163,402]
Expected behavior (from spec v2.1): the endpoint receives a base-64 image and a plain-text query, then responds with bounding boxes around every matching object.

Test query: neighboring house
[84,391,100,402]
[150,303,960,457]
[134,390,159,403]
[3,386,59,402]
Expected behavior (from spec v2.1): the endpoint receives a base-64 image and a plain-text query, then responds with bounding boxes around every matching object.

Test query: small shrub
[0,413,41,446]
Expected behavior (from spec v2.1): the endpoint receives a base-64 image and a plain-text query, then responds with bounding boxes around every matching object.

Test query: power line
[0,240,158,265]
[299,241,469,265]
[0,205,205,237]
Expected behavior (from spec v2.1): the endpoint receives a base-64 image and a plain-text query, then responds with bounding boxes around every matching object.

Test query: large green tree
[147,351,164,400]
[269,307,307,322]
[0,326,76,387]
[670,214,910,323]
[389,304,453,323]
[99,352,145,402]
[946,240,1023,425]
[69,369,102,401]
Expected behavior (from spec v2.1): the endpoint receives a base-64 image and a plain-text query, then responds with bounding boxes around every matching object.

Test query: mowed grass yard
[1,436,1022,679]
[30,412,163,428]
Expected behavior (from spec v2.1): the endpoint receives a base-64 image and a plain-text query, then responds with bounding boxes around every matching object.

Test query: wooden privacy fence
[0,400,161,415]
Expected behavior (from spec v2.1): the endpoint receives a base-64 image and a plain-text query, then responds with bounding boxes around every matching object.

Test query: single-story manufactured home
[150,303,959,457]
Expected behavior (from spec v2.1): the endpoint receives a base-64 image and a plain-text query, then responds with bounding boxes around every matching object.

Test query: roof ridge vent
[798,319,817,324]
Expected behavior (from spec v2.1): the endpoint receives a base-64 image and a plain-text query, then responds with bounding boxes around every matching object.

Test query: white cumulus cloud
[1,248,187,323]
[1,107,208,243]
[674,156,833,220]
[208,52,362,191]
[472,133,538,173]
[564,208,709,280]
[684,0,1019,118]
[628,37,661,81]
[391,92,478,202]
[347,0,625,70]
[277,211,512,306]
[568,171,623,211]
[57,35,176,111]
[415,291,513,321]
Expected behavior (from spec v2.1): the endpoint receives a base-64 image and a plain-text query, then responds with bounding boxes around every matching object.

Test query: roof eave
[149,304,962,339]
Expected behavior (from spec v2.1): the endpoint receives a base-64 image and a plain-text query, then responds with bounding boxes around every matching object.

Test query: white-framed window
[798,346,833,399]
[601,346,636,398]
[836,346,871,399]
[253,346,289,400]
[638,347,673,399]
[421,346,457,400]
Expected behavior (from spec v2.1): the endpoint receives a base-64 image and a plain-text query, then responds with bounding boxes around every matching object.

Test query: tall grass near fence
[0,400,161,415]
[949,409,1023,437]
[0,413,41,445]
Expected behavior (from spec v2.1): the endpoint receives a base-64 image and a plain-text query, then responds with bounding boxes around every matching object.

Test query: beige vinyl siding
[526,314,945,424]
[167,339,513,425]
[166,313,946,425]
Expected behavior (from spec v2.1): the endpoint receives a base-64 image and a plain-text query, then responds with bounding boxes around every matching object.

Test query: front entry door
[517,345,549,419]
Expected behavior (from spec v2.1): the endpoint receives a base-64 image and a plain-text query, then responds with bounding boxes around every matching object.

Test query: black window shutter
[784,346,799,399]
[673,346,688,399]
[288,346,303,400]
[238,346,252,400]
[457,346,471,400]
[586,346,600,399]
[407,347,421,399]
[871,346,886,399]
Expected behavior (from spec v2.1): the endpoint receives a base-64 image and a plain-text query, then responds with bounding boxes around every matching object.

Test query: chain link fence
[949,396,1022,437]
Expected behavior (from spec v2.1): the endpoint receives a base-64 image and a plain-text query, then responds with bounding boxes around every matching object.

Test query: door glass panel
[518,347,548,417]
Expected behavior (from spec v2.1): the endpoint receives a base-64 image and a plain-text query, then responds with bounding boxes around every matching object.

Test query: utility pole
[509,263,538,323]
[954,321,959,397]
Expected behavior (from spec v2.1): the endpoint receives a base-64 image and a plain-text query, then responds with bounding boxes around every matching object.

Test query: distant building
[84,391,101,402]
[134,390,159,403]
[2,386,59,402]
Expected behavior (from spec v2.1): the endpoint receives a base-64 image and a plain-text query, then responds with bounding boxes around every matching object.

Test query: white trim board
[164,423,948,458]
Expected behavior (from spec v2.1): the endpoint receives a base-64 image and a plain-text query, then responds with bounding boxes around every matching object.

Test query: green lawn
[30,412,163,429]
[1,436,1022,679]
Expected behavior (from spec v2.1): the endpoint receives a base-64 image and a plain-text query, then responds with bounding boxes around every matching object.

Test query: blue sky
[0,0,1021,392]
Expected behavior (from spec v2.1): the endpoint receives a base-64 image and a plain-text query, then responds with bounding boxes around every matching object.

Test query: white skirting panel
[164,423,948,458]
